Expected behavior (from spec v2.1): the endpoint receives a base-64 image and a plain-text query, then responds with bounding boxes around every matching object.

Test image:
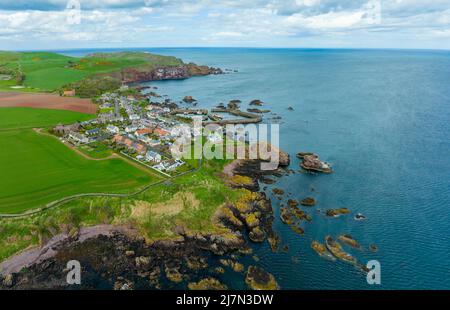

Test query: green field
[0,108,161,214]
[0,107,94,130]
[24,67,89,90]
[77,142,113,159]
[0,51,184,92]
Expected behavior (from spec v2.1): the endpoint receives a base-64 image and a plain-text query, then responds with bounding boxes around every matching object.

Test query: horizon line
[3,46,450,53]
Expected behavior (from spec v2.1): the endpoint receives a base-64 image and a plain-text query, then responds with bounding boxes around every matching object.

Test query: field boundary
[0,158,202,219]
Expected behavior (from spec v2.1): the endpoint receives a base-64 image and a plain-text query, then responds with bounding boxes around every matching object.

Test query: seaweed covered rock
[245,266,279,290]
[325,236,356,264]
[338,234,361,249]
[188,278,228,290]
[165,266,184,283]
[311,241,336,261]
[325,208,350,217]
[186,256,208,270]
[228,174,259,191]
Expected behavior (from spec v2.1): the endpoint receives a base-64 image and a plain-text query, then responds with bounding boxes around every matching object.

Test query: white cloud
[0,0,450,49]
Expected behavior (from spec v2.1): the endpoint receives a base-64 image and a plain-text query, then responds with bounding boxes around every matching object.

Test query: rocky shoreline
[117,63,224,84]
[0,153,289,290]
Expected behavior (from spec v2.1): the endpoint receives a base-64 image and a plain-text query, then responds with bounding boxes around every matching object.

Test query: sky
[0,0,449,50]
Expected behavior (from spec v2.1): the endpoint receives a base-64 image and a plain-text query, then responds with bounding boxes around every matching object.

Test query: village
[53,86,193,176]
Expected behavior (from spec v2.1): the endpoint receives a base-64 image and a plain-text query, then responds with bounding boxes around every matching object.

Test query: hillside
[0,51,221,95]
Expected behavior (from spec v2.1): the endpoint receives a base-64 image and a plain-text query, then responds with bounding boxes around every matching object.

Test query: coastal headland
[0,50,373,290]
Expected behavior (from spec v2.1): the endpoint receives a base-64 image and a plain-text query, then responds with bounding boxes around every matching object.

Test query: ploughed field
[0,108,159,214]
[0,92,98,114]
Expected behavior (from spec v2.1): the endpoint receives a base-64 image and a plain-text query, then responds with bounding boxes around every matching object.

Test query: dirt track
[0,92,97,114]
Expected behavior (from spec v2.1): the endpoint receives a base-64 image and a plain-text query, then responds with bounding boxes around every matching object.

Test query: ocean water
[61,48,450,290]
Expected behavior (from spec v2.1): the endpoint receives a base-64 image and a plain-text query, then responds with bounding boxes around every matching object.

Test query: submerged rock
[245,266,279,290]
[261,177,276,185]
[290,225,305,235]
[249,99,264,106]
[369,244,379,253]
[338,234,361,249]
[247,108,271,114]
[325,208,350,217]
[272,188,285,196]
[300,197,316,206]
[354,213,367,221]
[287,199,299,208]
[214,267,225,274]
[188,278,227,290]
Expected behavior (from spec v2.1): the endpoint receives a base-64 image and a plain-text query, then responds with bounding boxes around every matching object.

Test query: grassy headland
[0,51,184,93]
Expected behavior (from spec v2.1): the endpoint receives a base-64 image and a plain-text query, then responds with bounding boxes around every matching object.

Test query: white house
[68,133,89,144]
[106,125,120,134]
[129,114,141,121]
[125,126,138,133]
[145,150,162,163]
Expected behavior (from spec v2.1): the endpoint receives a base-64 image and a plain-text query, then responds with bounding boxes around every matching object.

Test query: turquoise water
[62,48,450,289]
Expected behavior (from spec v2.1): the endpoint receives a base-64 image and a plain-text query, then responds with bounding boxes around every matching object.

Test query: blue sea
[60,48,450,290]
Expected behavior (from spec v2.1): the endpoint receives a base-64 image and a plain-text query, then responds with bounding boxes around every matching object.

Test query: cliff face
[121,64,223,84]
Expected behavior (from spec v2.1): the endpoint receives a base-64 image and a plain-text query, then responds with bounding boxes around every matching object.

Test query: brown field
[0,92,97,114]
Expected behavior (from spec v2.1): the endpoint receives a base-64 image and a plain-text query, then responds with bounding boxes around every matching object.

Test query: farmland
[0,51,184,92]
[0,107,94,130]
[0,108,161,214]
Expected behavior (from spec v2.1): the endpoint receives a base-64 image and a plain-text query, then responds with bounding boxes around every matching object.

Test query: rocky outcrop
[298,153,332,173]
[325,208,350,217]
[118,64,223,84]
[249,100,264,106]
[325,236,356,264]
[183,96,197,103]
[245,266,279,290]
[247,108,271,114]
[338,234,361,249]
[227,100,242,110]
[311,241,336,261]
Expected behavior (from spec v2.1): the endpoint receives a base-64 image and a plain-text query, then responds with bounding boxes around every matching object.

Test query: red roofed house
[153,128,170,137]
[135,128,153,137]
